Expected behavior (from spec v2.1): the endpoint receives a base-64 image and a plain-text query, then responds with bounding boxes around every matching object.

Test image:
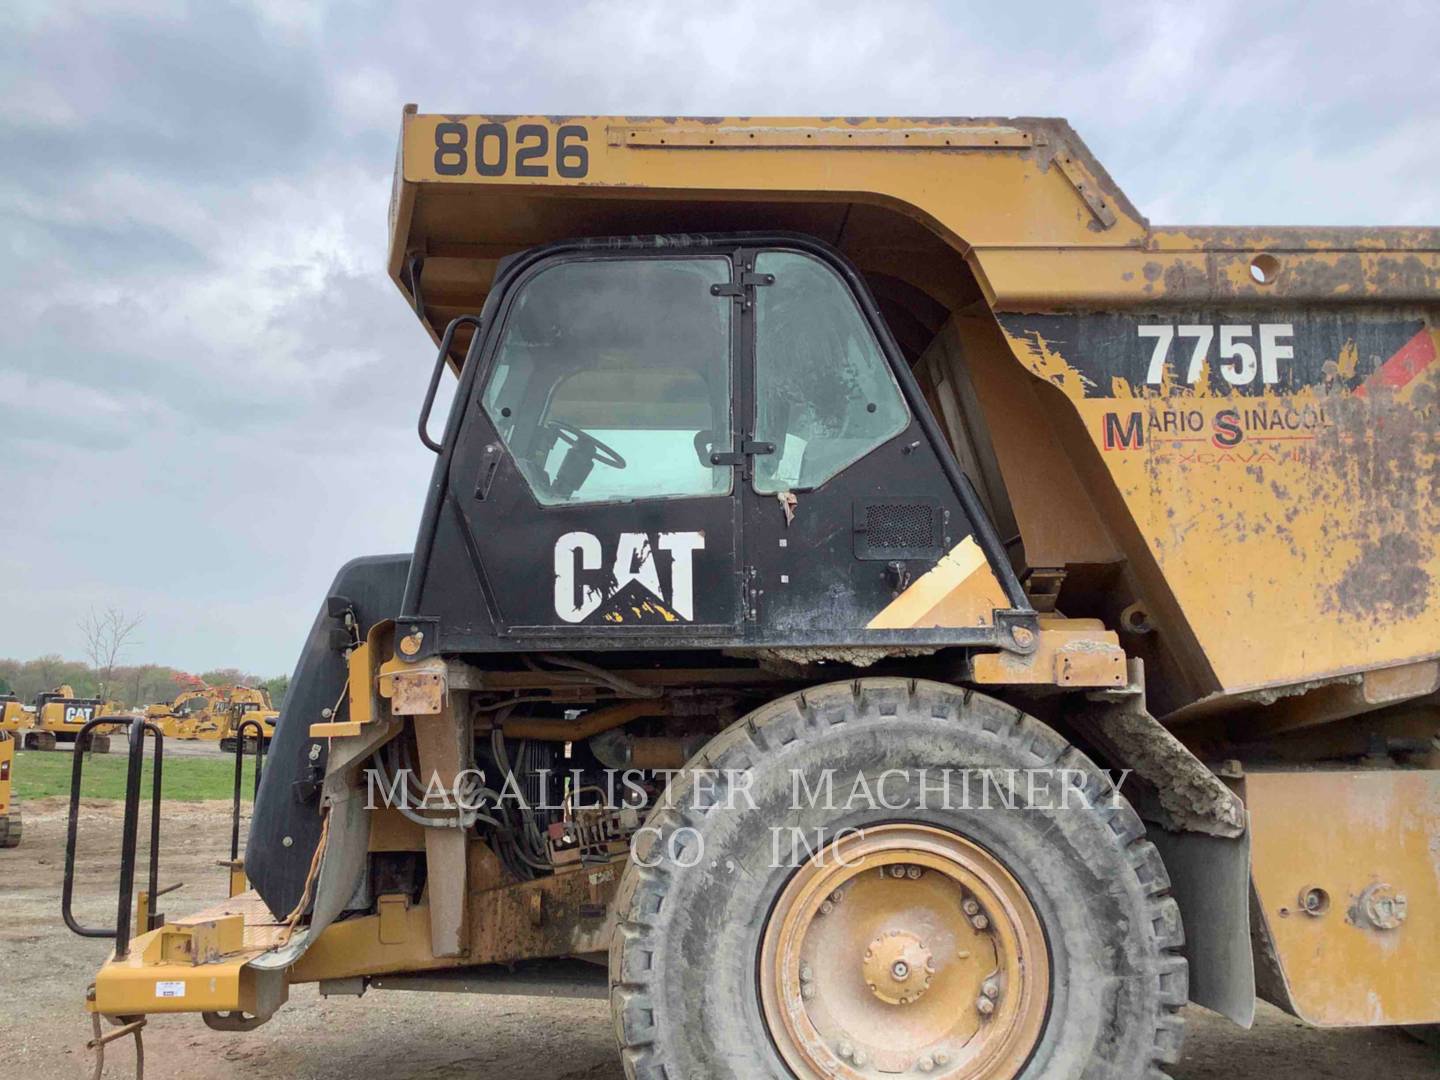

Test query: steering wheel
[549,419,627,470]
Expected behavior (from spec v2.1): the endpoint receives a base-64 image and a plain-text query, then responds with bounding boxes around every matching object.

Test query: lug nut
[852,1050,867,1067]
[800,963,814,982]
[962,899,980,916]
[918,1056,935,1073]
[801,983,815,1000]
[971,914,990,931]
[820,900,834,916]
[838,1040,854,1060]
[976,996,995,1016]
[982,977,999,999]
[934,1051,950,1066]
[906,865,923,880]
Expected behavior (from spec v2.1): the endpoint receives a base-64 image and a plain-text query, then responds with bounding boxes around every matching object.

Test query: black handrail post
[113,719,146,959]
[230,718,266,862]
[144,722,164,931]
[61,716,166,954]
[254,724,265,797]
[230,732,244,861]
[61,719,106,937]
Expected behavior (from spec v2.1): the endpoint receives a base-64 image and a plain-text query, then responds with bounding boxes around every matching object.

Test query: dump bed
[388,110,1439,716]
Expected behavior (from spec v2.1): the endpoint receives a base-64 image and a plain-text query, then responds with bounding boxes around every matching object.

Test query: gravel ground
[1,790,1435,1079]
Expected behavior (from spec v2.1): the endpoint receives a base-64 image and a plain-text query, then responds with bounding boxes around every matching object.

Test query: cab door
[442,250,744,646]
[735,246,1018,645]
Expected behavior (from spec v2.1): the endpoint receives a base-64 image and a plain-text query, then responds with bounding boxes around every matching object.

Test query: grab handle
[418,315,483,453]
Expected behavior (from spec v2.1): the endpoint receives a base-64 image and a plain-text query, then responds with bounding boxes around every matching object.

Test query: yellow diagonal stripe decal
[867,537,1009,630]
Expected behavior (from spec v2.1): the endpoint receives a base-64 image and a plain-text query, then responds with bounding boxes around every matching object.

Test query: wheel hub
[759,824,1049,1079]
[862,929,934,1006]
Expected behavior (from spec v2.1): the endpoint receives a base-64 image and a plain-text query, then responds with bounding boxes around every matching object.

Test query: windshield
[481,256,733,506]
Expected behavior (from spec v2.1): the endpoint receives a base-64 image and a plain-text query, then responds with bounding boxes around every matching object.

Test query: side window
[481,257,732,506]
[752,251,909,493]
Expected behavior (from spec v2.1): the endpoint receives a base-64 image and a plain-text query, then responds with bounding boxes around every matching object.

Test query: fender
[246,554,410,919]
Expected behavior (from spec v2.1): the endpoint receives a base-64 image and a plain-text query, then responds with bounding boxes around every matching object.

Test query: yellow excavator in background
[144,686,223,740]
[218,696,278,753]
[146,684,277,746]
[0,692,33,736]
[24,686,123,752]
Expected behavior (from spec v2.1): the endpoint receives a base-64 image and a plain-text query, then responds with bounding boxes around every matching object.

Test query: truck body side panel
[994,310,1439,695]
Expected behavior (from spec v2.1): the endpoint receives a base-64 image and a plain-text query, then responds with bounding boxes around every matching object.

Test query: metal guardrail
[62,717,164,959]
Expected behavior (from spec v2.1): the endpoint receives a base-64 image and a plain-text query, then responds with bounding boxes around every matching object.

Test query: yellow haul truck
[67,112,1438,1080]
[26,686,120,752]
[0,729,20,847]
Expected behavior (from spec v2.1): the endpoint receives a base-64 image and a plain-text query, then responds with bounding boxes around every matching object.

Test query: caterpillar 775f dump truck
[70,111,1438,1079]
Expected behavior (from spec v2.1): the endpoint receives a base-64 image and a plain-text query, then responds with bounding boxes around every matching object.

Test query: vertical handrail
[230,718,266,863]
[62,716,164,959]
[417,315,482,452]
[143,721,163,933]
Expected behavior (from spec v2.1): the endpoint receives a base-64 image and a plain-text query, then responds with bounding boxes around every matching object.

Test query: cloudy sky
[2,0,1437,676]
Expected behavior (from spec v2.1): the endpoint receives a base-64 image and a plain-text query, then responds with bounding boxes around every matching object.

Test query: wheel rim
[759,824,1049,1079]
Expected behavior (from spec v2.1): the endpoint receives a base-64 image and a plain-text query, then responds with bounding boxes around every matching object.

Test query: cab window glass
[752,251,909,493]
[482,257,732,506]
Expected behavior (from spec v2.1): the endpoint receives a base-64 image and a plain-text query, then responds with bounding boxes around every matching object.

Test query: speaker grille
[865,503,934,550]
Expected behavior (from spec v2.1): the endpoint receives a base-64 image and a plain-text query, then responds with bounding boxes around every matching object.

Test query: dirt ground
[2,791,1436,1079]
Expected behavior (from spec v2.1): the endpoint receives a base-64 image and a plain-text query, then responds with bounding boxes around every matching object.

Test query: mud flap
[1149,827,1255,1027]
[250,706,401,971]
[250,789,371,972]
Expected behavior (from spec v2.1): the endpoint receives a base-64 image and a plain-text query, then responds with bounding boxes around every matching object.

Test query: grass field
[13,748,256,802]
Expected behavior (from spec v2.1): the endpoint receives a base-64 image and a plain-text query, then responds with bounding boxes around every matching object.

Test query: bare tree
[79,607,144,700]
[35,653,61,691]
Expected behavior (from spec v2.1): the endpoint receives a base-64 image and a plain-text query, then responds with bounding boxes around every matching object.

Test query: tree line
[0,656,289,710]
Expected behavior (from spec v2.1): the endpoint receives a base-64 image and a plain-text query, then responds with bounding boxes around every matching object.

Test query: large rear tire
[610,679,1187,1080]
